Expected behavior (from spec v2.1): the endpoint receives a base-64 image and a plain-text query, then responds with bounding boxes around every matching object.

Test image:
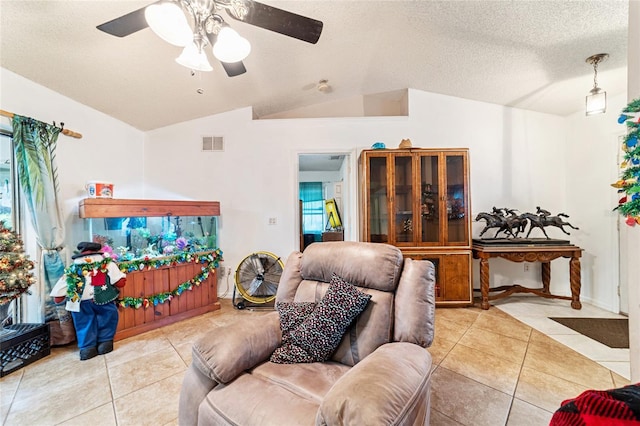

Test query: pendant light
[585,53,609,116]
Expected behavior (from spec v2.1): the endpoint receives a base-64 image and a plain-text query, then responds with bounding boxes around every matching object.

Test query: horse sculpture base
[473,238,571,246]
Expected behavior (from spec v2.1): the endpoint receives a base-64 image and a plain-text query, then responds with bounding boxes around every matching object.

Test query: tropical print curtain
[12,115,74,344]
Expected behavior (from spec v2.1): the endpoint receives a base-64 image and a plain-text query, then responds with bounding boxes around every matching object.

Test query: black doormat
[549,317,629,349]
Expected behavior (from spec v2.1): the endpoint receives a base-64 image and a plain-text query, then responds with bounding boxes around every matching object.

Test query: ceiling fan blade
[96,3,155,37]
[227,0,323,44]
[221,61,247,77]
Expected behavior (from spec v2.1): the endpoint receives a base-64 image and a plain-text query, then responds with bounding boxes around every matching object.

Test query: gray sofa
[179,241,436,425]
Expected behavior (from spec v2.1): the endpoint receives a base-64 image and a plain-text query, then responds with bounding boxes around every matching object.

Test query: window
[0,129,19,232]
[0,127,24,322]
[300,182,324,237]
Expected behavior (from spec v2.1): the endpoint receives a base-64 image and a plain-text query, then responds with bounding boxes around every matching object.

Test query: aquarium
[79,199,220,262]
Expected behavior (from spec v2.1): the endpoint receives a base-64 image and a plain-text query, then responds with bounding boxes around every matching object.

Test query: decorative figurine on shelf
[50,242,127,360]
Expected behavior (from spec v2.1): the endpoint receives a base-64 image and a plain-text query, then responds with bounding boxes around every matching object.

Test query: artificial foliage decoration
[64,256,114,303]
[613,97,640,226]
[0,221,36,305]
[63,248,222,309]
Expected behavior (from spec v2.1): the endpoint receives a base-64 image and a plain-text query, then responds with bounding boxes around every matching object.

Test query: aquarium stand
[79,198,222,340]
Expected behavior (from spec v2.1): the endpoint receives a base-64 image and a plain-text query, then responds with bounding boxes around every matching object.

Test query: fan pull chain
[191,70,205,95]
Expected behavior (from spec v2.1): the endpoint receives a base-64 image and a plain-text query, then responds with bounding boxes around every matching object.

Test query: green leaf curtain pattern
[12,115,73,344]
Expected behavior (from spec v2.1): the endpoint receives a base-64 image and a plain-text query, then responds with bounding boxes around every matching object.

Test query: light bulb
[176,43,213,72]
[213,27,251,63]
[585,88,606,116]
[145,1,193,47]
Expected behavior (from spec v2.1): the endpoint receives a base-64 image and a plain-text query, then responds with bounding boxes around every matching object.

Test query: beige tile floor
[0,297,632,426]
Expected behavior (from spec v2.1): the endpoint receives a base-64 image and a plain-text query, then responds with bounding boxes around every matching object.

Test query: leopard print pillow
[270,274,371,364]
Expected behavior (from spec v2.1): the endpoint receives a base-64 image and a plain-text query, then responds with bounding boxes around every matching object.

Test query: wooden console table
[472,241,583,310]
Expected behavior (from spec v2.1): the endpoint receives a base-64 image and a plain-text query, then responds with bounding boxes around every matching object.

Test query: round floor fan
[233,251,284,309]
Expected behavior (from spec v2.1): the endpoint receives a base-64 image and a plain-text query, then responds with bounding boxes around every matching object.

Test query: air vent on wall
[202,136,224,152]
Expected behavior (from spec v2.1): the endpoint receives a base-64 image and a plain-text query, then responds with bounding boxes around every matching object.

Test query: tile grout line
[1,370,24,425]
[104,354,119,426]
[507,326,534,424]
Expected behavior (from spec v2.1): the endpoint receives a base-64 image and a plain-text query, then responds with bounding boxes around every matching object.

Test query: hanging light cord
[586,53,609,92]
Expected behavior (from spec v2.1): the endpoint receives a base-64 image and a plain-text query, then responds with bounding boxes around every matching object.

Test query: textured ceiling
[0,0,630,131]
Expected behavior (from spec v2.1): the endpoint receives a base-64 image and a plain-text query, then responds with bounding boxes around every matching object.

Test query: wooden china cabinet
[359,148,472,306]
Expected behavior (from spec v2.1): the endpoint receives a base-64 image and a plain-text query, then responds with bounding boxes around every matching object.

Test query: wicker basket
[398,138,413,149]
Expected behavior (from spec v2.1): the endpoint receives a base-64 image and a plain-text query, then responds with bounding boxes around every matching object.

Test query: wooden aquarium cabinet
[359,148,473,306]
[79,198,222,340]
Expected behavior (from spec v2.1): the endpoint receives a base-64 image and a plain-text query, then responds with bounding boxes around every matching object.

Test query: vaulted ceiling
[0,1,630,131]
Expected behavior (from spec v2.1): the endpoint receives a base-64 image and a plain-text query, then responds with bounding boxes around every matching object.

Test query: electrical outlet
[268,217,277,225]
[523,264,529,272]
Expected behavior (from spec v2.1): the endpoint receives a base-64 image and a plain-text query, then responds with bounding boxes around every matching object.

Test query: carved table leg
[569,256,582,309]
[479,257,490,310]
[541,262,551,294]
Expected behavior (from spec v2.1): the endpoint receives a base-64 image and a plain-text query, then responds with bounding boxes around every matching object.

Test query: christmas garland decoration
[64,249,223,308]
[612,97,640,226]
[64,256,114,302]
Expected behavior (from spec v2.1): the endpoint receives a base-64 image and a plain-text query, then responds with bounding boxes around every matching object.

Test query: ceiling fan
[97,0,323,77]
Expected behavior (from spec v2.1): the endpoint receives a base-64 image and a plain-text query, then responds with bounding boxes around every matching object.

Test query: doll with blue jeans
[51,242,127,360]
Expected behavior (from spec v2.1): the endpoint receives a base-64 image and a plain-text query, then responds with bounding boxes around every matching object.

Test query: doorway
[297,152,352,251]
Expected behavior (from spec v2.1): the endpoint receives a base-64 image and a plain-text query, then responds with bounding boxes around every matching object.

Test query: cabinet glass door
[420,155,440,243]
[446,154,467,243]
[368,156,388,243]
[394,155,414,243]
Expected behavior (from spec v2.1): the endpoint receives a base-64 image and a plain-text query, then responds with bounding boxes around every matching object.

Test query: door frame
[293,149,358,251]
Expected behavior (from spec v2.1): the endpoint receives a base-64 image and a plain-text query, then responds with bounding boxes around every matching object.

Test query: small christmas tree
[0,221,36,306]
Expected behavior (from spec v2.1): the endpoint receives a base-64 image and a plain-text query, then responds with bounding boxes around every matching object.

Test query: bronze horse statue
[519,212,579,239]
[477,206,579,240]
[476,212,520,238]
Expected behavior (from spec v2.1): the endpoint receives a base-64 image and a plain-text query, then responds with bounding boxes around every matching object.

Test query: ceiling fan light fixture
[176,43,213,72]
[145,1,192,47]
[585,53,609,116]
[212,27,251,63]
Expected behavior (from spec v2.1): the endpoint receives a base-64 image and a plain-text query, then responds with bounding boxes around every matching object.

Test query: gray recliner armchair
[179,241,436,425]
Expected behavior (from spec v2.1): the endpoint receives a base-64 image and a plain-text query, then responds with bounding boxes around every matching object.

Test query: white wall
[0,68,146,321]
[565,93,627,312]
[145,89,577,299]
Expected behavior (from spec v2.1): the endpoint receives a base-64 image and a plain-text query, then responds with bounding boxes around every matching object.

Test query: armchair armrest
[317,342,433,426]
[191,311,281,384]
